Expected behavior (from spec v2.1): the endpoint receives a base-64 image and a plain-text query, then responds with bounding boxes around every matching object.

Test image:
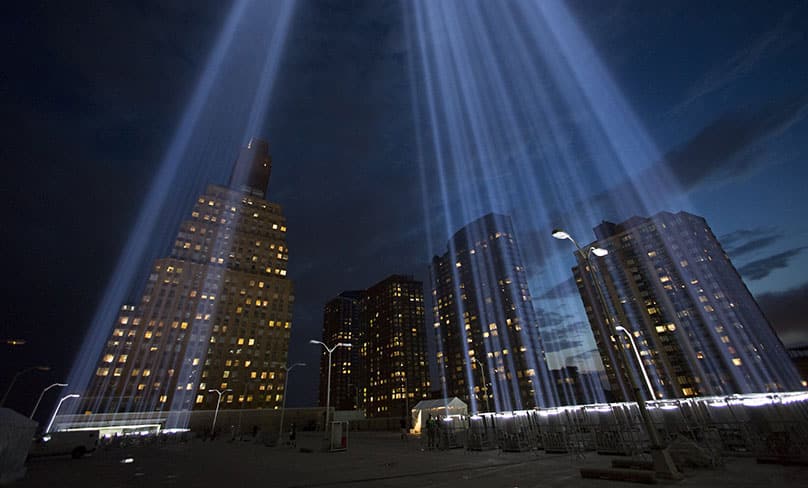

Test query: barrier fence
[453,391,807,461]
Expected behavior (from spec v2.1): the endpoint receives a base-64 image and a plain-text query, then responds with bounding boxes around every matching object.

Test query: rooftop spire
[228,138,271,197]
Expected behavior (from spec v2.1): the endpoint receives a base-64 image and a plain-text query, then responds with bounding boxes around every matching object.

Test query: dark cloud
[560,348,604,371]
[756,282,808,346]
[738,247,807,280]
[537,313,592,353]
[536,277,579,300]
[661,96,808,190]
[535,308,576,329]
[543,337,585,353]
[720,227,783,257]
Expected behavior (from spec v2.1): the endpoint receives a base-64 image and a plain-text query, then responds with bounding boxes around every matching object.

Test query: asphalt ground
[16,432,808,488]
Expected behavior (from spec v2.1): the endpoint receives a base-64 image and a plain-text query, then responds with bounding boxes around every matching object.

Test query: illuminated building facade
[361,275,429,418]
[84,139,294,415]
[318,291,363,411]
[787,346,808,388]
[574,211,803,401]
[431,213,557,412]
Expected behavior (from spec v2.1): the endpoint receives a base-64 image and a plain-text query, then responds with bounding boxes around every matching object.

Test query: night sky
[2,0,807,417]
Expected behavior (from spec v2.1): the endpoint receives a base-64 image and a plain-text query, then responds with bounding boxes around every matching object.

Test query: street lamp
[615,326,655,400]
[471,357,491,413]
[552,228,681,479]
[46,393,79,433]
[30,383,68,419]
[310,340,351,434]
[0,365,51,406]
[207,388,232,436]
[278,362,306,444]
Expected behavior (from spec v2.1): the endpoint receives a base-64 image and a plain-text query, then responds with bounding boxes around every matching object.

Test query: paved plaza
[15,432,807,488]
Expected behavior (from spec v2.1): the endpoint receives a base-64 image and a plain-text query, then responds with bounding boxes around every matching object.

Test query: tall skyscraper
[83,139,294,418]
[318,291,362,411]
[573,211,803,401]
[431,213,556,412]
[361,275,430,418]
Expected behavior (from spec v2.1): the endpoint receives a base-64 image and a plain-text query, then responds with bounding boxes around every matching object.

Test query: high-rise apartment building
[431,213,556,412]
[573,211,803,401]
[361,275,430,418]
[318,291,362,411]
[317,277,430,419]
[83,139,294,417]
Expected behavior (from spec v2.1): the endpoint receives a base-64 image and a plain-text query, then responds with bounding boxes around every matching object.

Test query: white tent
[411,398,467,434]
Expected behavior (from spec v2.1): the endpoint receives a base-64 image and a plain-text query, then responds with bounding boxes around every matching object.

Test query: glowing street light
[551,229,571,241]
[46,393,79,433]
[207,388,232,436]
[0,365,51,406]
[471,357,491,414]
[4,339,27,346]
[278,362,306,445]
[30,383,68,419]
[552,228,681,479]
[310,340,351,434]
[551,228,608,258]
[614,326,655,400]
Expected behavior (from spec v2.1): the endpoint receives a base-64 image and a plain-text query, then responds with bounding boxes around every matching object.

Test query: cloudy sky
[2,0,807,411]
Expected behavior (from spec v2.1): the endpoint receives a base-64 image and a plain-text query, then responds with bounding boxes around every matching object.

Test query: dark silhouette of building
[431,213,557,412]
[318,291,363,411]
[83,139,294,417]
[573,211,803,401]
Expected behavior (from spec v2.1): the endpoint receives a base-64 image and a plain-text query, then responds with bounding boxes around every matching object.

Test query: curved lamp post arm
[30,383,68,419]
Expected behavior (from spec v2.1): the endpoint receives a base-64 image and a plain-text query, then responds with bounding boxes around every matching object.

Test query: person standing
[426,414,437,450]
[289,422,297,448]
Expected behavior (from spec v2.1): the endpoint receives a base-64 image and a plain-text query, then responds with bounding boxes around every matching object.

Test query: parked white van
[28,430,99,459]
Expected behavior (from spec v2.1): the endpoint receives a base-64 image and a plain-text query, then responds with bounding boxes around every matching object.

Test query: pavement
[15,432,808,487]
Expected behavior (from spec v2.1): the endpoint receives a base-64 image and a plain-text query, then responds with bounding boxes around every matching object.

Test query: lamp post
[310,340,351,435]
[46,393,79,433]
[207,388,232,436]
[552,228,681,479]
[1,365,50,406]
[278,362,306,444]
[30,383,68,419]
[615,326,655,400]
[472,357,491,413]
